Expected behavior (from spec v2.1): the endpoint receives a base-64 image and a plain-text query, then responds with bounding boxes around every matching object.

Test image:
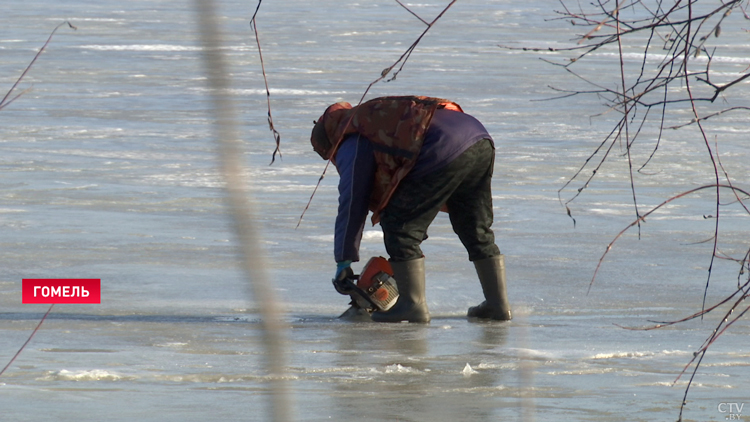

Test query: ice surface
[0,0,748,421]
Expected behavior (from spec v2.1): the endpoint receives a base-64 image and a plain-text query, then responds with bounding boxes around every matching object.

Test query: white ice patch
[79,44,204,52]
[462,363,478,377]
[40,369,125,382]
[504,348,558,360]
[590,351,653,360]
[361,230,383,241]
[589,350,690,360]
[308,234,334,242]
[225,88,349,97]
[383,364,417,374]
[154,342,188,348]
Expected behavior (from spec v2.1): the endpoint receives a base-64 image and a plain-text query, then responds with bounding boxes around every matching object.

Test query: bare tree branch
[250,0,283,164]
[297,0,458,228]
[0,21,77,111]
[541,2,750,417]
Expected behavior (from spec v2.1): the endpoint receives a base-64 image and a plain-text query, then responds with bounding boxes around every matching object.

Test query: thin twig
[296,0,458,228]
[588,184,750,294]
[681,1,721,318]
[250,0,282,164]
[0,304,54,378]
[396,0,430,26]
[0,21,77,111]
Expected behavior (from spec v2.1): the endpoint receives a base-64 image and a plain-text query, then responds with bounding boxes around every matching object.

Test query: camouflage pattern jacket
[317,95,463,224]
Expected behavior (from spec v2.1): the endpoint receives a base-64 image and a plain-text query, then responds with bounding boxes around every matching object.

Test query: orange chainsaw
[332,256,399,313]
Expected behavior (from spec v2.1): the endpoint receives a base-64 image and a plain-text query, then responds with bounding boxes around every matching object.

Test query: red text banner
[22,279,101,304]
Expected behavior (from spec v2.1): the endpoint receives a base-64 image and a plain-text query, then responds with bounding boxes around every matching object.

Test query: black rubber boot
[371,258,430,323]
[467,255,512,321]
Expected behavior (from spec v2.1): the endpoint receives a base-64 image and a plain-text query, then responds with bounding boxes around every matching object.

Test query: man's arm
[334,134,375,263]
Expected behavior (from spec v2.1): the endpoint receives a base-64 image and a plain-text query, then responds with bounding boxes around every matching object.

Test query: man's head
[310,118,330,160]
[310,101,352,160]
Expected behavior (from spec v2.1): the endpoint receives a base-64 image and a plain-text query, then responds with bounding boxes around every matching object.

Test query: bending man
[310,95,511,323]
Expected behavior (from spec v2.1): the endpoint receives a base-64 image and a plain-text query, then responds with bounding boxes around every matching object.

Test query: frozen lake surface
[1,1,749,421]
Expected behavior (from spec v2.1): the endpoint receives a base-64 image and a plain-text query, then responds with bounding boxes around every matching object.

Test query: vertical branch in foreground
[614,0,641,237]
[193,1,291,422]
[681,1,722,315]
[675,5,720,420]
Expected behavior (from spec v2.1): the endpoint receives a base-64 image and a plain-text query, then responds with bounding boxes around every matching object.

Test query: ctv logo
[22,279,101,304]
[718,402,745,420]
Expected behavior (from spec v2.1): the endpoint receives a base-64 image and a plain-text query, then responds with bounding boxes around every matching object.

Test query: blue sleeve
[334,134,375,263]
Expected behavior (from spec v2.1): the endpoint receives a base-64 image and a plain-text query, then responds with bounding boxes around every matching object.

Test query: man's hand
[332,260,354,295]
[335,260,352,279]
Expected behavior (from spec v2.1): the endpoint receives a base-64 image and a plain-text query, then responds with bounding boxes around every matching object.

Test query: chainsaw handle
[332,266,358,296]
[331,274,381,310]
